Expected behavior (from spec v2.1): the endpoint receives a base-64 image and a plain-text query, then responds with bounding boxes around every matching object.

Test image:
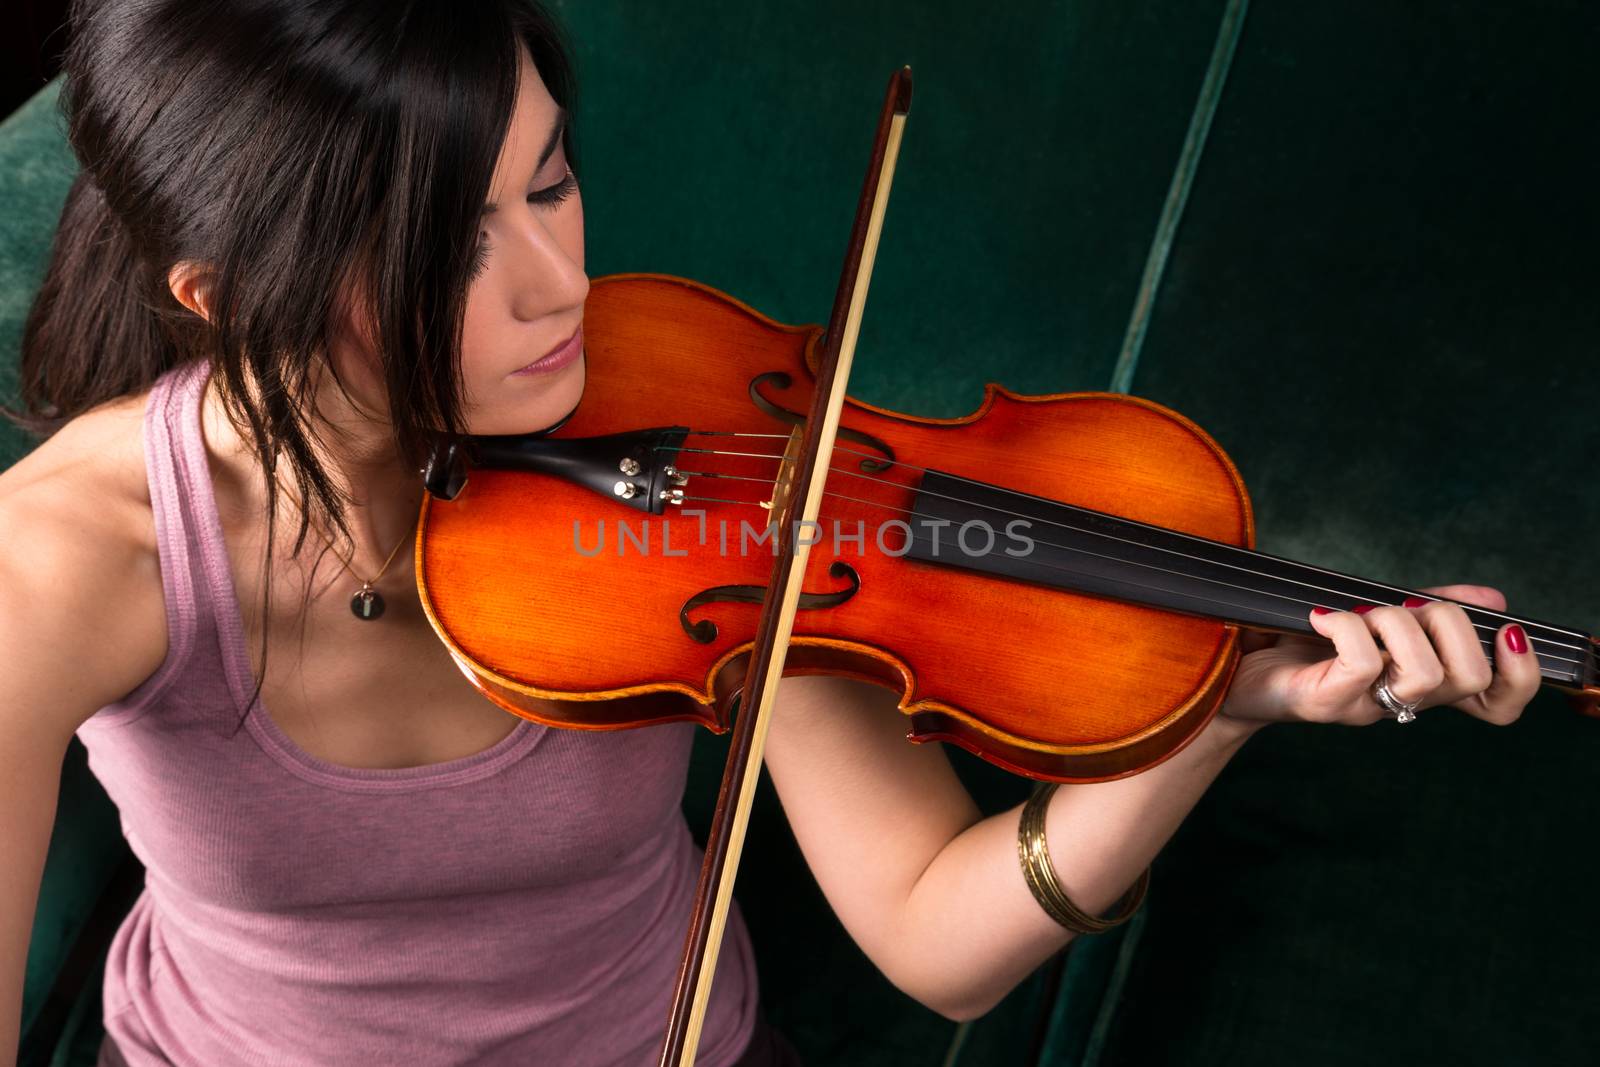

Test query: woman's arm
[763,674,1258,1021]
[760,584,1543,1021]
[0,415,168,1065]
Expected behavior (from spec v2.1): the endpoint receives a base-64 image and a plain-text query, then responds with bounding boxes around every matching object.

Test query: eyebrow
[480,106,568,216]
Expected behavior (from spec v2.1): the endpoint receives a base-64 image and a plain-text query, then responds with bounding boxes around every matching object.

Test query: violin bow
[656,66,914,1067]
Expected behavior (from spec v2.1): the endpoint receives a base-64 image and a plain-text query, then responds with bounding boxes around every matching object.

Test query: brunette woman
[0,1,1542,1064]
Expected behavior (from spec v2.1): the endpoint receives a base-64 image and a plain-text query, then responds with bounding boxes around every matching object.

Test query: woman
[0,1,1543,1064]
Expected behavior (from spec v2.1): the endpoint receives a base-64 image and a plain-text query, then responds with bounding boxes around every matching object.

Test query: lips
[511,323,583,376]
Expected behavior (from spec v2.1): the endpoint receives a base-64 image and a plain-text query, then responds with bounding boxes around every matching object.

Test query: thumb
[1417,583,1507,613]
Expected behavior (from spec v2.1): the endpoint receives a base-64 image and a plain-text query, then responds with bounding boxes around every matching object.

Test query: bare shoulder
[0,390,169,740]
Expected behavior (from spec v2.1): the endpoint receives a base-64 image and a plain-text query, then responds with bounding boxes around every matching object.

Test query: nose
[507,208,588,322]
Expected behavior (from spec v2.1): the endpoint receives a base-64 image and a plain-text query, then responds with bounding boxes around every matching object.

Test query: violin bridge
[763,427,806,513]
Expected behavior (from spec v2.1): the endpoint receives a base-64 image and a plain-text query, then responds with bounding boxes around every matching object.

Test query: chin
[464,357,586,436]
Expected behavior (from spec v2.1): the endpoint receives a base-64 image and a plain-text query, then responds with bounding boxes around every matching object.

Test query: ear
[166,260,216,323]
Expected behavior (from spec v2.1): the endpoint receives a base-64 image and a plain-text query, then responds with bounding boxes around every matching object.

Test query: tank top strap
[84,360,224,728]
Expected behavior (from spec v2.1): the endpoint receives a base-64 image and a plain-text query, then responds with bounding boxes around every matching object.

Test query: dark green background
[6,0,1598,1063]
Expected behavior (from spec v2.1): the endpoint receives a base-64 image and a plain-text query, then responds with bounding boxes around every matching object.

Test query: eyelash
[468,168,580,279]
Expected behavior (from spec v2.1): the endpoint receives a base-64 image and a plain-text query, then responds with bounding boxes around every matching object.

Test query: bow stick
[656,65,915,1067]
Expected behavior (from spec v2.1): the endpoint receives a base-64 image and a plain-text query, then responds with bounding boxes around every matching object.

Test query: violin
[412,68,1599,1064]
[416,264,1600,770]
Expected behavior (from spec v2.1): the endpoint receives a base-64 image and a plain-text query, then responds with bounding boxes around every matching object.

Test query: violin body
[417,272,1256,781]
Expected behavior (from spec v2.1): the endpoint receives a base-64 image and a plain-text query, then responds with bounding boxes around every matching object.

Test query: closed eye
[468,168,579,279]
[529,168,579,208]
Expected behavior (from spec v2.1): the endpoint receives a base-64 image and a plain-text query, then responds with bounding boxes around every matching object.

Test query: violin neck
[907,470,1597,689]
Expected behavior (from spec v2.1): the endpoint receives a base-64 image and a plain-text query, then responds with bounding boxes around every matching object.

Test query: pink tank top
[74,359,759,1066]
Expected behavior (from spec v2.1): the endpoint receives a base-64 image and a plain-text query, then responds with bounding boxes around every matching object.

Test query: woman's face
[171,43,588,453]
[314,41,588,441]
[454,42,589,435]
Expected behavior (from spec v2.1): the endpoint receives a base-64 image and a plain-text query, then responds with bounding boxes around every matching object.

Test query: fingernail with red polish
[1311,606,1334,615]
[1506,624,1528,654]
[1403,596,1429,608]
[1353,605,1374,615]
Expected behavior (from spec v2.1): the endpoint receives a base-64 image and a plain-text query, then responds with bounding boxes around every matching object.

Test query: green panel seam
[1108,0,1251,396]
[1080,907,1149,1067]
[940,1019,971,1067]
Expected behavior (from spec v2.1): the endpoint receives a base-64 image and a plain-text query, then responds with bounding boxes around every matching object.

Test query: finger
[1404,599,1494,706]
[1456,623,1542,725]
[1305,607,1386,722]
[1352,605,1444,708]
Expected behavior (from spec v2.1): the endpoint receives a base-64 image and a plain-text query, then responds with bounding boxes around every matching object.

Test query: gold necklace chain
[274,472,414,621]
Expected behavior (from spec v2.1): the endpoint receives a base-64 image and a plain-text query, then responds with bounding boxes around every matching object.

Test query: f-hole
[679,560,862,644]
[749,372,894,473]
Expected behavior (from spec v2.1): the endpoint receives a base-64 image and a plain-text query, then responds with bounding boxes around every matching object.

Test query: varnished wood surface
[417,273,1253,781]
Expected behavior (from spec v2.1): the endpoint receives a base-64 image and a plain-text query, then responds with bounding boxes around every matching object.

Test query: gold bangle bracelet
[1017,781,1150,935]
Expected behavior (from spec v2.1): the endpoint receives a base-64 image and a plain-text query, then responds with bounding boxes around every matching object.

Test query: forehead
[496,43,559,170]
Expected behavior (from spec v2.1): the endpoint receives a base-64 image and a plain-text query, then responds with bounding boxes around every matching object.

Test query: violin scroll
[1565,638,1600,716]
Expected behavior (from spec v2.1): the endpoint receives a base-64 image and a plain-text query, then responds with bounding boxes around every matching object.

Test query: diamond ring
[1372,673,1421,724]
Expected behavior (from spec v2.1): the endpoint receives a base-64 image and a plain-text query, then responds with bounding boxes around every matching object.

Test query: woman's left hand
[1218,584,1544,727]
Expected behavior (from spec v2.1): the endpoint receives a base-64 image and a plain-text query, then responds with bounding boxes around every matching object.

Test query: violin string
[680,494,763,507]
[684,431,1600,643]
[681,428,1593,646]
[924,526,1570,670]
[676,455,1593,673]
[670,436,1596,649]
[676,470,771,482]
[682,431,791,439]
[664,443,1593,664]
[668,444,1594,662]
[677,421,1571,648]
[671,471,1585,672]
[839,464,1587,656]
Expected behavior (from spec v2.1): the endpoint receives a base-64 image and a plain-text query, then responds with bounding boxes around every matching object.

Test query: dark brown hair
[2,0,580,728]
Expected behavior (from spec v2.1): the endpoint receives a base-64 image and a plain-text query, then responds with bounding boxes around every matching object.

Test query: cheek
[458,291,495,379]
[567,195,585,268]
[456,201,588,434]
[457,289,514,393]
[456,283,588,436]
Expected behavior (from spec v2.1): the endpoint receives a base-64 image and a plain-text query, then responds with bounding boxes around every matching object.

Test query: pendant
[351,584,386,620]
